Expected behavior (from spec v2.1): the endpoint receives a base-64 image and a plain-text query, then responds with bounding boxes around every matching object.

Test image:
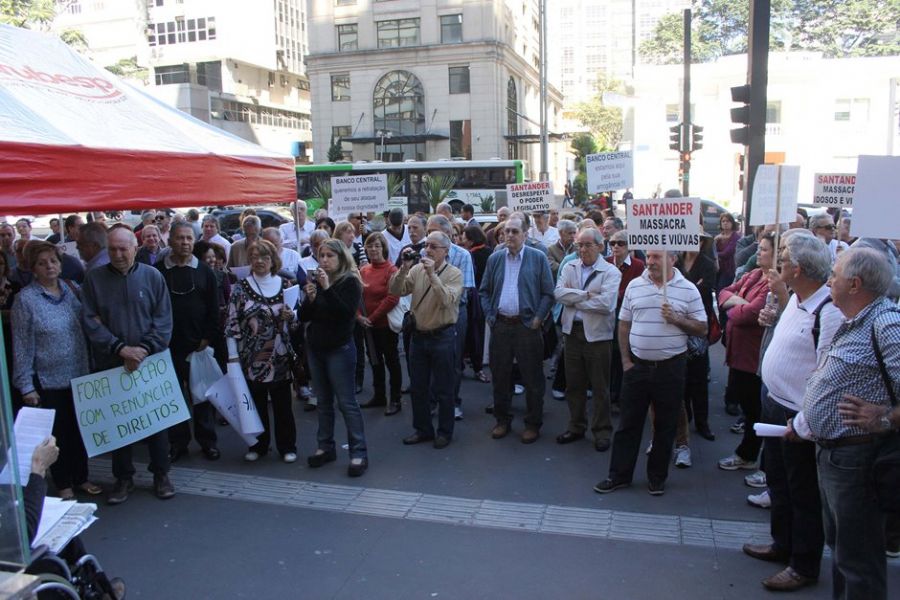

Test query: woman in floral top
[226,240,298,463]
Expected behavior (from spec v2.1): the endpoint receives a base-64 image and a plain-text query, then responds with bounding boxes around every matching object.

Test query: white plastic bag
[188,347,223,405]
[388,295,411,334]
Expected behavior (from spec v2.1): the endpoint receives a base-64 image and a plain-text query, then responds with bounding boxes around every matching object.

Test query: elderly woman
[605,230,645,408]
[358,232,402,415]
[715,213,740,292]
[12,241,100,499]
[225,240,298,463]
[136,224,163,266]
[717,232,774,471]
[301,239,368,477]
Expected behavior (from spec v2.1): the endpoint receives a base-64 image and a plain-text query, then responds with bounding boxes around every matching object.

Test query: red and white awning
[0,24,296,214]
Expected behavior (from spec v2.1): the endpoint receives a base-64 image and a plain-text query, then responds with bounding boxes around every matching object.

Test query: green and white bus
[295,159,526,214]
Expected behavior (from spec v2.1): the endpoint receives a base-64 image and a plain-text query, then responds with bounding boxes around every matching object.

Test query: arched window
[506,76,519,159]
[373,70,425,161]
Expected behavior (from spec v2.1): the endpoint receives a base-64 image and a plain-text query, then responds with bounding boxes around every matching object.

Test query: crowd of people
[2,196,899,598]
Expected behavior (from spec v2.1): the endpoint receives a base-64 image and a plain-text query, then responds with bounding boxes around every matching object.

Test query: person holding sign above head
[157,222,221,463]
[301,239,369,476]
[594,251,707,496]
[226,240,299,464]
[81,227,175,505]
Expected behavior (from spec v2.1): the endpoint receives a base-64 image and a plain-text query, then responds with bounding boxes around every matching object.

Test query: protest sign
[812,173,855,207]
[586,150,633,193]
[850,155,898,240]
[205,372,262,446]
[626,198,702,252]
[70,350,189,457]
[505,181,555,212]
[330,174,388,220]
[750,165,800,226]
[387,196,408,215]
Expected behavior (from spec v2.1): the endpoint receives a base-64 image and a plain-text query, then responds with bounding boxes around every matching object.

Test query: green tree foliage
[640,0,899,64]
[570,75,624,150]
[326,139,344,162]
[569,133,597,204]
[104,56,148,82]
[2,0,88,49]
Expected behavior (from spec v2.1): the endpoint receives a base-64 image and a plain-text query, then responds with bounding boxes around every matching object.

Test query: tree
[569,133,597,204]
[326,137,344,162]
[570,75,624,150]
[2,0,88,49]
[105,56,148,83]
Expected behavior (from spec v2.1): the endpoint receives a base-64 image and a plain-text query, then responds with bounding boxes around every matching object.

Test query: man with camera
[389,232,463,449]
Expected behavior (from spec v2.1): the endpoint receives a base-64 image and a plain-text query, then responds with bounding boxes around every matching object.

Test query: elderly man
[134,210,156,243]
[554,227,621,451]
[595,250,706,496]
[480,216,554,443]
[262,227,300,277]
[301,230,328,273]
[157,222,221,463]
[461,204,478,228]
[280,200,315,252]
[81,227,174,504]
[77,222,109,272]
[227,215,262,268]
[548,219,576,280]
[788,248,899,600]
[435,202,454,221]
[394,215,426,268]
[390,232,463,449]
[808,214,846,264]
[384,208,412,265]
[200,215,231,259]
[64,214,83,244]
[486,206,511,248]
[0,222,15,269]
[742,232,842,591]
[529,211,560,246]
[135,225,162,266]
[600,217,623,257]
[155,210,172,245]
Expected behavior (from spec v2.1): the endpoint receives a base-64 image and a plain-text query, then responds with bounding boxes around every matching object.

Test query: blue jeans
[410,326,457,439]
[308,341,368,459]
[817,442,887,600]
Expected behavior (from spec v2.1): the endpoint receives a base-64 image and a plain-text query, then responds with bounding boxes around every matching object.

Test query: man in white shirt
[280,200,315,252]
[262,227,300,278]
[384,208,411,265]
[529,211,560,246]
[595,251,706,496]
[743,231,841,591]
[200,215,231,261]
[554,227,621,451]
[808,214,847,263]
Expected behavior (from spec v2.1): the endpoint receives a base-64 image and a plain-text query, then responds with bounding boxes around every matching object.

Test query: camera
[402,248,420,264]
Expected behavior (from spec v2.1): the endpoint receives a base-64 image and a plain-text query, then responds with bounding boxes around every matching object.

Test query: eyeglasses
[609,241,628,247]
[575,242,598,249]
[504,229,522,235]
[424,243,447,250]
[817,224,835,230]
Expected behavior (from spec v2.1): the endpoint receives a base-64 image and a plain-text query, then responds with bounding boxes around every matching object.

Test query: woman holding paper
[225,240,299,463]
[301,239,369,477]
[11,241,101,499]
[716,233,774,472]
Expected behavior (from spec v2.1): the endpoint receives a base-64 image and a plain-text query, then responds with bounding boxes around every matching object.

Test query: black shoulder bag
[871,321,900,514]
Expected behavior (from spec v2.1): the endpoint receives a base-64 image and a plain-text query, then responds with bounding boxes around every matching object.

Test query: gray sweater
[81,262,173,371]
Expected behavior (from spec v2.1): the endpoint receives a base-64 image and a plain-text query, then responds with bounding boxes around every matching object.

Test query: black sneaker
[593,478,629,494]
[648,481,666,496]
[153,474,175,499]
[107,478,134,505]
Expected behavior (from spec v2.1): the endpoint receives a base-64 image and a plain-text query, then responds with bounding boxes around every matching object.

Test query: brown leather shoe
[491,422,510,439]
[762,566,816,591]
[742,543,789,564]
[521,429,540,444]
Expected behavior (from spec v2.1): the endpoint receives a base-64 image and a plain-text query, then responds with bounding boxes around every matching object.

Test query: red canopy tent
[0,24,296,214]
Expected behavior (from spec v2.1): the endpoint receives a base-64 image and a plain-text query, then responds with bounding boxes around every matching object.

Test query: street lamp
[376,130,393,161]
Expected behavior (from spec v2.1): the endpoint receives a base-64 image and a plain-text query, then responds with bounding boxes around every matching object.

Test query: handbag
[706,308,722,345]
[388,295,410,334]
[871,321,900,514]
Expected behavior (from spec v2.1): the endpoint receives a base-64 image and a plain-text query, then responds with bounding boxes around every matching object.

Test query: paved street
[80,344,900,599]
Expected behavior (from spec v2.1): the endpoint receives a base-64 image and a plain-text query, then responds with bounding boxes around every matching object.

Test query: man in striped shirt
[594,250,706,496]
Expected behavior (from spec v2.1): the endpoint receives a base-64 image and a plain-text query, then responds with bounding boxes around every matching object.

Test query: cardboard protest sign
[750,165,800,226]
[812,173,855,207]
[850,155,898,240]
[330,174,388,220]
[505,181,555,212]
[70,350,189,457]
[626,198,702,251]
[586,150,633,193]
[205,368,263,446]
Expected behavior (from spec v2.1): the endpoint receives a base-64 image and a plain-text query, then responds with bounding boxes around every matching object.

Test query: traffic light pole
[682,8,691,197]
[742,0,770,230]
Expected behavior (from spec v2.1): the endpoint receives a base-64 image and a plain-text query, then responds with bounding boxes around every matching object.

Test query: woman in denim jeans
[301,239,369,477]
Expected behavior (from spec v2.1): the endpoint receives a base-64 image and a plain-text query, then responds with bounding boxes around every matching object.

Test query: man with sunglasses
[808,214,847,264]
[157,222,220,464]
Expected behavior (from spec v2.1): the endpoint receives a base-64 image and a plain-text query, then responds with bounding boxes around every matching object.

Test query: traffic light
[669,123,682,151]
[730,84,751,145]
[691,124,704,151]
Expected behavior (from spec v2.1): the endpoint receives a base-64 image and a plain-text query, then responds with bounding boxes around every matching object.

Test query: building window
[154,64,190,85]
[834,98,870,122]
[507,76,518,159]
[450,120,472,159]
[448,66,469,94]
[335,0,355,5]
[331,74,351,101]
[440,14,463,44]
[766,101,782,124]
[196,60,222,92]
[332,125,353,161]
[148,16,216,46]
[376,18,420,48]
[373,70,425,161]
[337,24,357,51]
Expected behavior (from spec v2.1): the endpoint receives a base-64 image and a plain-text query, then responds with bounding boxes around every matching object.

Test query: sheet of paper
[32,497,74,545]
[753,423,788,438]
[283,285,300,309]
[231,265,251,280]
[0,407,55,485]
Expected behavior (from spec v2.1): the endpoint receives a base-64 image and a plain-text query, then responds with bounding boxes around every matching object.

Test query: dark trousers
[552,344,567,392]
[169,355,217,451]
[37,386,88,490]
[729,368,762,461]
[246,380,296,456]
[464,289,486,372]
[563,325,612,441]
[817,442,887,600]
[762,395,824,579]
[608,356,686,486]
[369,327,402,403]
[452,303,468,406]
[353,323,366,385]
[112,430,169,480]
[490,319,545,429]
[410,326,457,439]
[684,350,710,429]
[609,323,623,405]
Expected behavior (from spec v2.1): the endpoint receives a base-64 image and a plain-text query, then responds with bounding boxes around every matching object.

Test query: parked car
[209,208,291,239]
